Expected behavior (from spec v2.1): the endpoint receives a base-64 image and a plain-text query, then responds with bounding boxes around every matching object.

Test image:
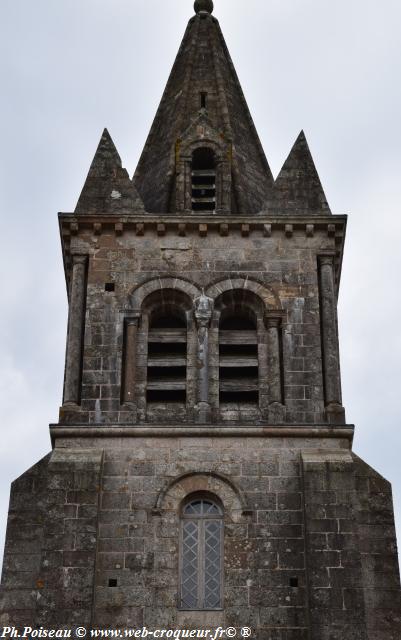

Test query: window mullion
[199,519,205,609]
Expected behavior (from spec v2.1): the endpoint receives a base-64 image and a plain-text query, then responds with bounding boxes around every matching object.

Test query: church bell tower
[1,1,401,637]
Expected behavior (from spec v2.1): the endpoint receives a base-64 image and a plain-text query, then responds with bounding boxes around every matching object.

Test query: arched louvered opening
[180,493,223,610]
[215,289,263,411]
[145,294,189,405]
[219,310,259,406]
[191,147,216,212]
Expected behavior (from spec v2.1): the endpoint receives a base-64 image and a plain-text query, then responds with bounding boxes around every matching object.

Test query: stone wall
[59,219,345,427]
[2,434,399,637]
[0,450,102,627]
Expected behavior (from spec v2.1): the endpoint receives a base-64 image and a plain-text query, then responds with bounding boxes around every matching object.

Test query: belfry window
[191,147,216,212]
[147,307,187,404]
[180,496,223,610]
[219,310,259,405]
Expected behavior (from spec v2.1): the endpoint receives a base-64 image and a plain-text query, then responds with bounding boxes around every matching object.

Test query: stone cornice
[58,213,347,298]
[59,212,347,226]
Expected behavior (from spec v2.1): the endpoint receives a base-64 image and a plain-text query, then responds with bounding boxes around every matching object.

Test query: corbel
[263,224,272,237]
[219,223,229,237]
[115,222,124,236]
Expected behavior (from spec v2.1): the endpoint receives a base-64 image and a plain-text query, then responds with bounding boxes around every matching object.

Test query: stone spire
[133,4,273,214]
[75,128,144,215]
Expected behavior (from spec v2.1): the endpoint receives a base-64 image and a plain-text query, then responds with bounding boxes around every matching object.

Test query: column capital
[318,253,336,267]
[125,314,141,327]
[194,293,214,329]
[264,310,285,329]
[71,254,88,266]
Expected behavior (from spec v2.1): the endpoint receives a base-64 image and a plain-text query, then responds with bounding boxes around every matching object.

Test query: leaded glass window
[180,497,223,610]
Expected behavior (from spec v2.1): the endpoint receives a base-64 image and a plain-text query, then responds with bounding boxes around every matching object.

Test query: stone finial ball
[194,0,214,14]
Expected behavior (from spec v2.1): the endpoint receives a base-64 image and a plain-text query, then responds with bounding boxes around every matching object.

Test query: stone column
[266,313,285,424]
[318,255,345,424]
[176,156,192,214]
[122,316,140,406]
[194,293,214,423]
[63,254,88,406]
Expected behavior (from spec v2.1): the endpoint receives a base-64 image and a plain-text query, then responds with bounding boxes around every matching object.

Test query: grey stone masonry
[1,1,401,637]
[269,131,332,215]
[1,433,400,638]
[63,255,88,406]
[57,218,346,427]
[318,254,345,424]
[121,317,140,409]
[0,449,102,627]
[133,10,273,214]
[302,451,368,640]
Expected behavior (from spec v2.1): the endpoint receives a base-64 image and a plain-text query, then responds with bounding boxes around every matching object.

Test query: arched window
[191,147,216,212]
[219,308,259,406]
[180,496,223,610]
[147,304,187,404]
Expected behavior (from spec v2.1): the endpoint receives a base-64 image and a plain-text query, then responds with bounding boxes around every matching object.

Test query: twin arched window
[137,287,276,419]
[180,496,223,610]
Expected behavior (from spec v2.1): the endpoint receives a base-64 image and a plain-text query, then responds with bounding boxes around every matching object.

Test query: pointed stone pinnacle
[194,0,214,14]
[272,130,331,214]
[75,128,144,214]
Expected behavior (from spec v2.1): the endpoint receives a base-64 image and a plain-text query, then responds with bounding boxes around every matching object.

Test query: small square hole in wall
[290,577,299,588]
[108,579,118,588]
[105,283,115,292]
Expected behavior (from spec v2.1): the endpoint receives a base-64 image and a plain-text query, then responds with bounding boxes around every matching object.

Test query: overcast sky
[1,0,401,571]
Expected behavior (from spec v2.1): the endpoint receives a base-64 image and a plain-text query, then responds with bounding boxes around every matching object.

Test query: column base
[59,403,82,424]
[268,402,286,424]
[121,403,138,422]
[325,402,346,425]
[194,402,212,424]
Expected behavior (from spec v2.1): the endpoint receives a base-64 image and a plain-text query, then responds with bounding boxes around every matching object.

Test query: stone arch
[155,471,249,522]
[205,277,281,311]
[129,276,201,311]
[142,288,194,325]
[180,137,226,163]
[214,288,263,328]
[176,115,232,214]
